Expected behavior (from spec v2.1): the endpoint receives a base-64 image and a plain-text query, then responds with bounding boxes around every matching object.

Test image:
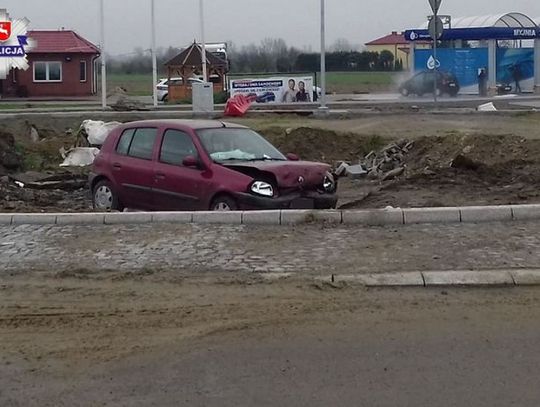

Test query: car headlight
[323,173,336,192]
[251,181,274,197]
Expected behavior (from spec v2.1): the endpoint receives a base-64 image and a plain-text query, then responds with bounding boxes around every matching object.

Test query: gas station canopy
[405,12,539,41]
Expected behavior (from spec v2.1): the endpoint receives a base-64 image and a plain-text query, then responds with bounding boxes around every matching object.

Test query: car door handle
[155,173,166,180]
[112,163,122,170]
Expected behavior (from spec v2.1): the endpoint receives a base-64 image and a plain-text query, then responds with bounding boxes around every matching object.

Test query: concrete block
[346,272,424,287]
[281,210,342,225]
[346,164,367,179]
[11,213,57,225]
[152,212,193,223]
[423,270,514,286]
[511,204,540,221]
[509,269,540,286]
[104,212,153,224]
[342,208,404,226]
[459,205,512,223]
[403,207,461,224]
[56,213,105,225]
[192,211,242,224]
[0,214,13,225]
[241,210,281,225]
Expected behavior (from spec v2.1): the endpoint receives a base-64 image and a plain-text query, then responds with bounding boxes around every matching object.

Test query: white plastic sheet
[80,120,121,145]
[60,147,100,167]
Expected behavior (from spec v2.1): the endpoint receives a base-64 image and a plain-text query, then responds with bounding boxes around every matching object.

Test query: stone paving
[2,221,540,275]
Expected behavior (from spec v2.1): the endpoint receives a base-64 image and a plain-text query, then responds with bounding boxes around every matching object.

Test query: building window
[80,60,87,82]
[33,61,62,82]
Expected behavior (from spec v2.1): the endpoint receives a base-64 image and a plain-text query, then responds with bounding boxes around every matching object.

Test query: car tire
[92,179,123,212]
[400,88,409,97]
[162,94,168,102]
[210,195,238,211]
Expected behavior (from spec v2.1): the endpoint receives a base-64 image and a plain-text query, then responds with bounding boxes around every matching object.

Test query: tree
[378,50,394,71]
[330,38,355,52]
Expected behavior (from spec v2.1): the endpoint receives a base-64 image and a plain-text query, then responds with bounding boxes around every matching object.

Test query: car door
[152,128,207,211]
[110,127,158,210]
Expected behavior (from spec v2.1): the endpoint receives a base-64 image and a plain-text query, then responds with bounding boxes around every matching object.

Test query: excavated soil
[3,114,540,211]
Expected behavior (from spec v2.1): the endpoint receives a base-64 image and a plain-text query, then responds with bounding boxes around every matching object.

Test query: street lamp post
[319,0,328,111]
[151,0,158,107]
[199,0,208,82]
[100,0,107,109]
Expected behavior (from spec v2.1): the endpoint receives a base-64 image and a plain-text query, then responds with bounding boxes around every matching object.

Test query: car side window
[116,128,135,155]
[160,129,198,166]
[127,128,157,160]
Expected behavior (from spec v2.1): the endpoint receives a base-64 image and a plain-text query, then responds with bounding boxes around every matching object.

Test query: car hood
[223,160,331,189]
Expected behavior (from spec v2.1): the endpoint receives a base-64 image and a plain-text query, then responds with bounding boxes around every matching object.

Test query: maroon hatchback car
[89,120,338,211]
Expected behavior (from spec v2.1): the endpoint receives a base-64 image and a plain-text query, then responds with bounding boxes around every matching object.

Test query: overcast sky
[4,0,540,54]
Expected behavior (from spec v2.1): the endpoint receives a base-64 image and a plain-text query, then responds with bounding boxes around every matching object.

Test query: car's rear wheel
[93,180,123,211]
[210,195,238,211]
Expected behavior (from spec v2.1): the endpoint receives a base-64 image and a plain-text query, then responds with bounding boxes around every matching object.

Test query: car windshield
[197,128,286,162]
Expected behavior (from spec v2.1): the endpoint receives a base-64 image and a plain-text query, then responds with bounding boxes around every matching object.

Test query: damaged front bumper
[233,191,338,210]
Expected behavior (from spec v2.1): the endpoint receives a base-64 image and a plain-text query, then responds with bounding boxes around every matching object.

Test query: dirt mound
[0,132,22,176]
[260,127,384,163]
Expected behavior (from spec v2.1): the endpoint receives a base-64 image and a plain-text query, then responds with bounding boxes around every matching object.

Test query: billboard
[414,47,535,94]
[496,48,534,92]
[230,76,314,103]
[415,48,488,94]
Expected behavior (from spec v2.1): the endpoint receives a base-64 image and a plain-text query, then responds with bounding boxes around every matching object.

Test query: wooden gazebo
[164,42,228,102]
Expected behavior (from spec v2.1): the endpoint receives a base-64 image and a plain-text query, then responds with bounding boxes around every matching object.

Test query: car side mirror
[286,153,300,161]
[182,155,200,168]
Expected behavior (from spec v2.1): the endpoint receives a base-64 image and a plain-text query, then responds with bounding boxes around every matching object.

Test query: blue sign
[0,35,28,57]
[405,27,539,41]
[415,48,488,93]
[497,48,534,91]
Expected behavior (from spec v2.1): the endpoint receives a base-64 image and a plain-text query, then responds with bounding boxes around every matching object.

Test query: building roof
[27,30,100,54]
[365,31,430,46]
[164,42,228,67]
[419,12,537,29]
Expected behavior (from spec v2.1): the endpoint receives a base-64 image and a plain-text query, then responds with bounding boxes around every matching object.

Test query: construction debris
[60,147,100,167]
[77,120,122,146]
[337,139,413,181]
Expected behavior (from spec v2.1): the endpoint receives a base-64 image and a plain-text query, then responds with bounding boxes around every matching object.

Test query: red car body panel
[90,120,337,211]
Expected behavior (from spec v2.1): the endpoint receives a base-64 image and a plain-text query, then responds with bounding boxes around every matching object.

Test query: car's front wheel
[92,179,123,211]
[210,195,238,211]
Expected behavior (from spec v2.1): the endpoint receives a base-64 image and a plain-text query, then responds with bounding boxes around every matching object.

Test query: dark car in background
[399,71,460,97]
[90,120,337,212]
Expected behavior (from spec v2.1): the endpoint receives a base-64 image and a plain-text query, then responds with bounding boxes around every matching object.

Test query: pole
[100,0,107,109]
[319,0,327,110]
[199,0,208,82]
[433,14,438,104]
[151,0,158,107]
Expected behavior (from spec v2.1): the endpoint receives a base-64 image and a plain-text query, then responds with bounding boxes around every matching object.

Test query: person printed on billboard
[511,64,522,94]
[295,81,312,102]
[281,79,297,103]
[478,68,487,97]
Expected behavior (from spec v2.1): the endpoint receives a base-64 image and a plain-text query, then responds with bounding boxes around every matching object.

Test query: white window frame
[79,60,87,82]
[33,61,63,83]
[11,68,16,83]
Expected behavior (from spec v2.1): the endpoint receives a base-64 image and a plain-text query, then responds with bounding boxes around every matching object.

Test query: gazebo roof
[164,42,227,68]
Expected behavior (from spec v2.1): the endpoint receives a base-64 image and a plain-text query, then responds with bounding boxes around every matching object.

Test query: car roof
[119,119,248,130]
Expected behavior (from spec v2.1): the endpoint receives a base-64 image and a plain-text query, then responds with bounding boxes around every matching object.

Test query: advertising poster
[496,48,534,93]
[230,76,314,103]
[415,48,489,94]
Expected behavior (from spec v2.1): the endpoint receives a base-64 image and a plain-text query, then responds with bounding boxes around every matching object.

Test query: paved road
[2,220,540,275]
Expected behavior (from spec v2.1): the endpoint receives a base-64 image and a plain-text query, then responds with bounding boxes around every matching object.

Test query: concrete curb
[323,269,540,287]
[2,204,540,226]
